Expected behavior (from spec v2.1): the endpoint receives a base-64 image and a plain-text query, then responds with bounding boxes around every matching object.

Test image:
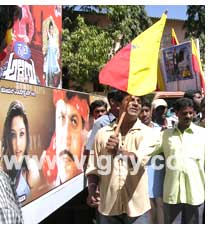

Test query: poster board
[0,79,90,213]
[160,40,201,91]
[0,5,62,88]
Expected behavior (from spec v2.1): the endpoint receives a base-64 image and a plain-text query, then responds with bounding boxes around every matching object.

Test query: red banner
[0,5,62,88]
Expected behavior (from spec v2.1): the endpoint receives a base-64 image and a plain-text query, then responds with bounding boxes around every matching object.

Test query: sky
[145,5,188,20]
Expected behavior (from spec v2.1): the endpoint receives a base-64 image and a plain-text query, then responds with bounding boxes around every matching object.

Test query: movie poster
[0,79,90,206]
[160,41,201,91]
[0,5,62,88]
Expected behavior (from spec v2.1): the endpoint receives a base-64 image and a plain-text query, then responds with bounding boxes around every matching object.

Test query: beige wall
[82,12,187,48]
[151,17,188,48]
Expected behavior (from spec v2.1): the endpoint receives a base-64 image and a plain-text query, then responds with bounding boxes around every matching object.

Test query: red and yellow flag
[171,28,179,45]
[99,13,167,96]
[191,38,205,94]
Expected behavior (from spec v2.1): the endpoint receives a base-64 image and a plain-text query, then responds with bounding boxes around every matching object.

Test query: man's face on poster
[55,99,84,182]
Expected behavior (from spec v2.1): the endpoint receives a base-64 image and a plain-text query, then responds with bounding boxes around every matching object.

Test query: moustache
[59,150,74,161]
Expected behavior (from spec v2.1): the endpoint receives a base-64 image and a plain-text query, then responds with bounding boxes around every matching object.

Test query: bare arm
[86,174,100,208]
[27,158,40,188]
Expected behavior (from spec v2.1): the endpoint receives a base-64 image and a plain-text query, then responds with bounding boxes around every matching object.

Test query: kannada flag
[171,28,179,45]
[191,38,205,93]
[99,13,167,96]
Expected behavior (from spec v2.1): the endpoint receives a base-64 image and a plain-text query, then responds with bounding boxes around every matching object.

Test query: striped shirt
[0,169,23,224]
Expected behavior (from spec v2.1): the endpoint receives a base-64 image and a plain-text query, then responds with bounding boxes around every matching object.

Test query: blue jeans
[98,212,150,224]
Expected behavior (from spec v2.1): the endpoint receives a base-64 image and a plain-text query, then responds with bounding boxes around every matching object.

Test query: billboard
[0,5,62,88]
[0,79,90,206]
[160,41,202,91]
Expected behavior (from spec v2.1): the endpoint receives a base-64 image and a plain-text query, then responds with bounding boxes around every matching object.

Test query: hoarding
[0,79,90,207]
[0,5,62,88]
[160,41,202,91]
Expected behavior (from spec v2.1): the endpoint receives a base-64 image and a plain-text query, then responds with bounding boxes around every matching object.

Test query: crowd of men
[85,89,205,224]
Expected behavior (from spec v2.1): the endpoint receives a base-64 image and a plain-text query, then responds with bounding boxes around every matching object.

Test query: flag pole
[114,96,131,135]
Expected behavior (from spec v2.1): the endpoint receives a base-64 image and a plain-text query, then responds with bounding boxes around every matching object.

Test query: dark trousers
[164,203,205,224]
[98,212,150,224]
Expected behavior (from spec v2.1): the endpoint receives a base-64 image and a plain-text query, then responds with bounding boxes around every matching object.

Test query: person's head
[2,101,30,177]
[184,89,202,111]
[53,90,89,181]
[174,97,194,131]
[107,88,126,118]
[151,99,168,124]
[119,92,142,122]
[90,99,107,120]
[0,6,20,60]
[139,97,152,126]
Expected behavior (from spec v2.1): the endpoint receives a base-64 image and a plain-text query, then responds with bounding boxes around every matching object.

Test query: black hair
[184,89,202,99]
[174,97,194,112]
[141,97,151,108]
[107,88,128,104]
[0,6,21,50]
[90,100,107,115]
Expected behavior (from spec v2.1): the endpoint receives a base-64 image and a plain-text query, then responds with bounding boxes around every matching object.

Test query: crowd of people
[85,88,205,224]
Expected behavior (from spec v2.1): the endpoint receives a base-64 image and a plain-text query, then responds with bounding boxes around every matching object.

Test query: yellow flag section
[157,59,166,91]
[171,28,179,45]
[128,13,167,95]
[191,39,205,93]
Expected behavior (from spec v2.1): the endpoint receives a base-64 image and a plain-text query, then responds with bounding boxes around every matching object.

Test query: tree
[183,5,205,64]
[62,6,152,91]
[105,6,152,48]
[62,15,111,91]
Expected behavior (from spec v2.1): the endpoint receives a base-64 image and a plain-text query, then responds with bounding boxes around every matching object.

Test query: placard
[0,79,90,206]
[160,41,201,91]
[0,5,62,88]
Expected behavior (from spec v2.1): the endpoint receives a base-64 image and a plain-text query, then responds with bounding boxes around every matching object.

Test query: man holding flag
[86,13,167,223]
[86,91,159,223]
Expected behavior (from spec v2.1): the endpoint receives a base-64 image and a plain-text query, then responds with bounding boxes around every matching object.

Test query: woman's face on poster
[10,115,27,163]
[49,25,54,35]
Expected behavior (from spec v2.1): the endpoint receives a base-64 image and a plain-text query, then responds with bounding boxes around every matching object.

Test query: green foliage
[183,5,205,65]
[62,15,112,87]
[62,6,151,91]
[105,6,152,47]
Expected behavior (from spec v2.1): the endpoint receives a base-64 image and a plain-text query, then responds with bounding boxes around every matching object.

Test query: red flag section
[99,13,167,96]
[99,44,131,92]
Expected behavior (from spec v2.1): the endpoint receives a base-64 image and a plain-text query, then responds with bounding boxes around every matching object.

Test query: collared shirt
[86,112,116,151]
[142,122,205,205]
[86,119,158,217]
[0,169,23,224]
